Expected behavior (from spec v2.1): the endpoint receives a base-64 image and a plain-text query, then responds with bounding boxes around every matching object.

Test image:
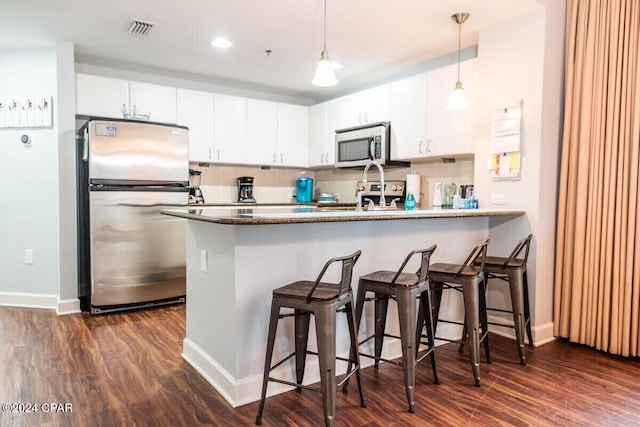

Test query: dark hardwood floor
[1,304,640,426]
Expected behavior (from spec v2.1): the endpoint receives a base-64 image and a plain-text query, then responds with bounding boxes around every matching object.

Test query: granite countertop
[163,206,525,225]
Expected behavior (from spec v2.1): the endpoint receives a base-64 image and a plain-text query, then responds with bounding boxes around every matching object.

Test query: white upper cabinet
[388,58,476,161]
[332,84,391,130]
[426,58,476,157]
[308,102,333,167]
[76,74,177,124]
[176,88,214,162]
[277,103,308,167]
[76,74,129,119]
[213,94,248,164]
[129,81,177,124]
[389,72,429,160]
[247,99,278,165]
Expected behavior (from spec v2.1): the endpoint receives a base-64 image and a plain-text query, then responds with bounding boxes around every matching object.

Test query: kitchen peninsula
[163,206,525,407]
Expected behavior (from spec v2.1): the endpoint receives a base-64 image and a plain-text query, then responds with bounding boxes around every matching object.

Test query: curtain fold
[554,0,640,356]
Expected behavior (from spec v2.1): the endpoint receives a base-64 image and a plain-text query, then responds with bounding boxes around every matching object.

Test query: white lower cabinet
[177,88,214,162]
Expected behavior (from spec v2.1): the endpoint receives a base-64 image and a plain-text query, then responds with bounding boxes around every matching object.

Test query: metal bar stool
[255,250,366,427]
[429,239,490,387]
[477,234,533,364]
[343,245,439,413]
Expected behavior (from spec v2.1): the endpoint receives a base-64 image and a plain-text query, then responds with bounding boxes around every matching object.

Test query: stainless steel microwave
[335,122,409,168]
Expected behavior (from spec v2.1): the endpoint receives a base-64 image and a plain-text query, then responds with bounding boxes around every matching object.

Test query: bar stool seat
[428,239,490,387]
[476,234,533,365]
[255,250,366,427]
[344,245,439,414]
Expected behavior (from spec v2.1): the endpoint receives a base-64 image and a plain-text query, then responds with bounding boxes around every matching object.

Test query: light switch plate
[200,249,208,272]
[25,249,34,265]
[491,193,506,205]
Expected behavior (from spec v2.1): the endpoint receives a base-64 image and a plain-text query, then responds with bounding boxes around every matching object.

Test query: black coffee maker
[189,169,205,204]
[237,176,256,203]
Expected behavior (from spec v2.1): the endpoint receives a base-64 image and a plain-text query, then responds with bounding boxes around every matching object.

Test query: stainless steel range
[357,180,406,206]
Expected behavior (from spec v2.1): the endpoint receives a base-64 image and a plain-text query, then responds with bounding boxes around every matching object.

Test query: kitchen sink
[316,205,404,212]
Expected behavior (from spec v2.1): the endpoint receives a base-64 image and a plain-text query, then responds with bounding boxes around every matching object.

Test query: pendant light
[312,0,338,87]
[447,12,470,110]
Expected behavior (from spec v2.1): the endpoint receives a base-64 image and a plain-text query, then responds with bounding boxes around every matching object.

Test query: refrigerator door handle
[82,128,89,161]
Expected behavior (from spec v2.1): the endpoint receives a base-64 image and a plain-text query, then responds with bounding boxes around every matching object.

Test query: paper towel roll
[406,173,422,204]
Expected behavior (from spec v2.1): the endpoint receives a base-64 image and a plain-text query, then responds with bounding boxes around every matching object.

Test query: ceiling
[0,0,542,101]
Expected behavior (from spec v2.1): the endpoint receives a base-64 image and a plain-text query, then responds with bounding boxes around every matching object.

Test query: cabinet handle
[427,140,432,153]
[280,153,284,163]
[217,149,220,160]
[359,112,363,124]
[208,148,212,159]
[418,141,424,154]
[364,111,369,123]
[325,152,330,163]
[273,153,277,163]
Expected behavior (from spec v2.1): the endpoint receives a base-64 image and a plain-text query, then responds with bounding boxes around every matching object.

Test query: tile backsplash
[191,157,474,206]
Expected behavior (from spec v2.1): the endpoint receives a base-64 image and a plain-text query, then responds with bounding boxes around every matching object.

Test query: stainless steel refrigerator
[76,118,189,314]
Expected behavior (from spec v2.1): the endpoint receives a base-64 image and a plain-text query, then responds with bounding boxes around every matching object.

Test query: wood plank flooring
[1,304,640,426]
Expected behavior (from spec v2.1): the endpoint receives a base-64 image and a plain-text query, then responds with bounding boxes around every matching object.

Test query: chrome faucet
[362,160,385,208]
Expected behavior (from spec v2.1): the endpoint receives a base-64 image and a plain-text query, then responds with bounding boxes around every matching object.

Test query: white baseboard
[0,292,59,310]
[182,337,403,408]
[0,292,80,316]
[57,298,81,315]
[485,314,555,347]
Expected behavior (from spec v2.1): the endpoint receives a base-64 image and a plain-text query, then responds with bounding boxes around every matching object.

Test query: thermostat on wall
[21,134,31,144]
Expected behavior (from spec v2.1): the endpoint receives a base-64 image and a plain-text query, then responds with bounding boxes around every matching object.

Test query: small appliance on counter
[189,169,205,204]
[238,176,256,203]
[296,176,314,203]
[458,184,474,199]
[433,182,457,208]
[356,180,406,206]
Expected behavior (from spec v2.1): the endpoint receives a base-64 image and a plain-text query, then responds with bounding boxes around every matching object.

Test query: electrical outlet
[25,249,34,265]
[491,193,506,205]
[200,249,208,272]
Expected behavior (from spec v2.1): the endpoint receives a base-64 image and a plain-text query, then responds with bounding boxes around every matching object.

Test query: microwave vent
[127,19,155,37]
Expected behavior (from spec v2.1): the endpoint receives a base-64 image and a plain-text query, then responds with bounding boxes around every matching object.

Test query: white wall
[474,2,565,345]
[0,43,78,312]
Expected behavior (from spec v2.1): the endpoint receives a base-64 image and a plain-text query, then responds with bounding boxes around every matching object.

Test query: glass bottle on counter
[404,192,417,210]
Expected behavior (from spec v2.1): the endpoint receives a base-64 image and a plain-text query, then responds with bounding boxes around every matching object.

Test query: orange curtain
[554,0,640,356]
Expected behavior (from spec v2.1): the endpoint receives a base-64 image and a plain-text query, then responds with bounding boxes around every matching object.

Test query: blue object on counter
[296,177,314,203]
[404,192,416,210]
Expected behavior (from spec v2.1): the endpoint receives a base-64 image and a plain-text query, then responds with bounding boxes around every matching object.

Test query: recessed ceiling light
[211,38,232,48]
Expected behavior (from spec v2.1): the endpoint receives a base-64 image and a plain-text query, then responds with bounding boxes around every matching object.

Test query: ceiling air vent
[127,19,155,37]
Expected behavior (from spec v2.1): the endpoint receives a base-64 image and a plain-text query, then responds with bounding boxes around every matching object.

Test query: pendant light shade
[312,0,338,87]
[447,12,470,110]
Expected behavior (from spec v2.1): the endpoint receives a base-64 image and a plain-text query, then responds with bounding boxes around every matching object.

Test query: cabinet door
[177,88,214,162]
[129,81,177,124]
[427,59,476,157]
[277,103,308,167]
[362,84,390,124]
[308,103,328,167]
[247,99,278,165]
[213,94,248,163]
[76,74,129,119]
[389,73,428,160]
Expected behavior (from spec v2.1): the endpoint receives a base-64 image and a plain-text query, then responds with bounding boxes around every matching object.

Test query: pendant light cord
[323,0,327,50]
[457,17,461,82]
